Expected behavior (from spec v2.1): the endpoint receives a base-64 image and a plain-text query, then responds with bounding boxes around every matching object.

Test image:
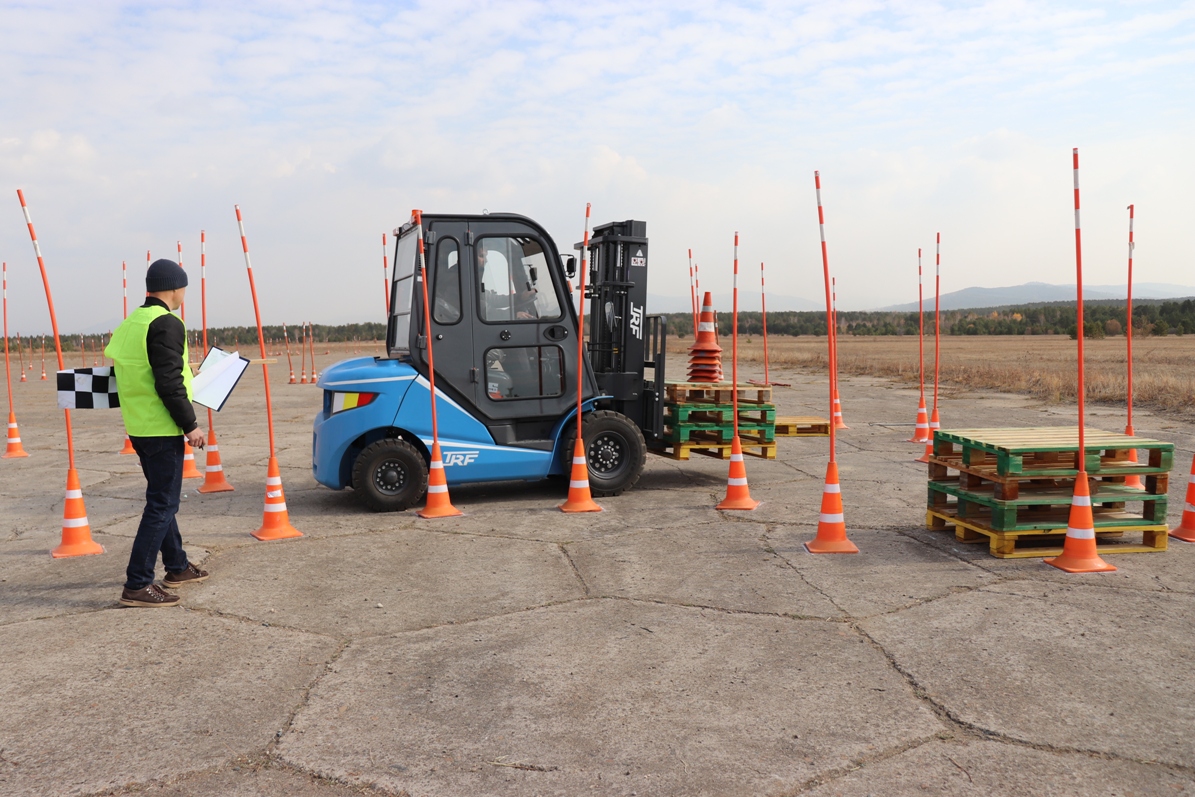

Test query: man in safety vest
[105,259,208,608]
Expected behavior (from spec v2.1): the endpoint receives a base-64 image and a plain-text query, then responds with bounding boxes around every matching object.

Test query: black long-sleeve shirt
[143,297,198,434]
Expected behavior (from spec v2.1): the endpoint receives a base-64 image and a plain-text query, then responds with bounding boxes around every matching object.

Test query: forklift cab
[387,213,598,448]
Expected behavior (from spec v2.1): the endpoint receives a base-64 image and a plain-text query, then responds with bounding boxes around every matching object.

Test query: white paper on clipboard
[192,347,250,411]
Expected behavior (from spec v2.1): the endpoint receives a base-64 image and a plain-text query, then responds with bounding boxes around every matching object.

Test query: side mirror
[563,255,577,279]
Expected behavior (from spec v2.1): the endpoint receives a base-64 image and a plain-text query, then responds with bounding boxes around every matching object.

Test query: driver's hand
[185,428,206,449]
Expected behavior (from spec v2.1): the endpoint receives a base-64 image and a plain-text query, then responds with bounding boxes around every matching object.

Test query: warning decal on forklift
[631,248,646,268]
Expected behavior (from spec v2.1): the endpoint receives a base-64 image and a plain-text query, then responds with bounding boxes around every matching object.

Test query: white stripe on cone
[267,490,282,498]
[430,460,444,470]
[570,480,590,489]
[65,489,82,499]
[1065,527,1095,539]
[698,322,715,332]
[730,454,743,462]
[266,476,282,486]
[728,477,748,486]
[573,457,587,465]
[428,484,448,493]
[264,503,288,512]
[8,436,20,443]
[208,445,218,452]
[1072,495,1092,507]
[819,513,844,524]
[62,517,90,528]
[206,464,223,472]
[823,483,840,493]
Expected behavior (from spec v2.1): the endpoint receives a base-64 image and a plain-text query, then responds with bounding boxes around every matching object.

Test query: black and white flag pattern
[57,368,121,409]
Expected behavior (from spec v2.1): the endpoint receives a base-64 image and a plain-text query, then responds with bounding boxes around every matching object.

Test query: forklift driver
[477,239,544,322]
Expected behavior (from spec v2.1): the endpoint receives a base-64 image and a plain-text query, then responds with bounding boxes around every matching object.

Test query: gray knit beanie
[145,259,188,292]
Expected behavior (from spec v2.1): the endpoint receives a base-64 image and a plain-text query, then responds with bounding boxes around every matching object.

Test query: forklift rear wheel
[352,438,429,512]
[566,410,646,497]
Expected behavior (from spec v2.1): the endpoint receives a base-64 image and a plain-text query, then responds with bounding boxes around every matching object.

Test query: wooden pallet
[664,402,777,425]
[664,381,772,406]
[926,507,1168,558]
[927,479,1168,531]
[775,416,830,437]
[649,437,778,461]
[931,427,1173,478]
[663,423,776,445]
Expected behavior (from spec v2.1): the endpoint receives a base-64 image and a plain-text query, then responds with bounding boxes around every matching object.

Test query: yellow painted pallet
[649,437,777,461]
[774,416,830,437]
[926,507,1168,559]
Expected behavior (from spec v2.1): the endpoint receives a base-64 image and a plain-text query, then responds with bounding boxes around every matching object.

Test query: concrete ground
[1,350,1194,796]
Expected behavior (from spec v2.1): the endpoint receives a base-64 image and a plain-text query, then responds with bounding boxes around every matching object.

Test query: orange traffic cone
[120,436,136,455]
[917,406,940,464]
[716,435,760,510]
[831,386,848,429]
[1045,472,1116,572]
[419,441,463,518]
[688,292,723,383]
[52,468,104,558]
[908,396,930,442]
[805,460,858,553]
[182,440,203,479]
[1123,425,1143,489]
[560,437,602,513]
[4,410,29,458]
[197,428,234,493]
[252,455,302,540]
[19,367,26,383]
[1170,453,1195,543]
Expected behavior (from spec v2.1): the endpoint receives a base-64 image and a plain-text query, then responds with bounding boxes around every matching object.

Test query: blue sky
[1,0,1194,332]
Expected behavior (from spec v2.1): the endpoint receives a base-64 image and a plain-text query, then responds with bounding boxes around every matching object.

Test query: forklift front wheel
[566,410,647,497]
[351,438,429,512]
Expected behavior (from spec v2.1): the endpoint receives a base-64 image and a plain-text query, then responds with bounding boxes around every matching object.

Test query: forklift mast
[583,220,666,443]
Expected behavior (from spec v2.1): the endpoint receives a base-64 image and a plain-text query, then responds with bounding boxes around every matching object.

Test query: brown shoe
[119,584,181,608]
[163,562,209,588]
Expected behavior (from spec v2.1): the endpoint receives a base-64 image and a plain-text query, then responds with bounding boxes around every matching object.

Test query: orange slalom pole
[17,189,103,557]
[560,203,601,513]
[717,232,759,511]
[39,335,46,380]
[1123,205,1143,488]
[17,332,27,381]
[119,260,135,454]
[282,322,296,383]
[299,320,307,383]
[1046,148,1114,573]
[198,230,233,493]
[307,321,317,381]
[413,209,462,518]
[909,249,930,443]
[235,205,301,540]
[688,248,698,339]
[3,261,29,458]
[806,172,857,553]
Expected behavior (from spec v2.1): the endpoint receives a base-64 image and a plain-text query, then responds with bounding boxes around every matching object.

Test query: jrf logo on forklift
[630,302,643,340]
[443,451,480,466]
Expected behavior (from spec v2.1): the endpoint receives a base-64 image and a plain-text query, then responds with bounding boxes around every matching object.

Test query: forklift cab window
[388,229,420,354]
[433,238,461,324]
[476,236,562,323]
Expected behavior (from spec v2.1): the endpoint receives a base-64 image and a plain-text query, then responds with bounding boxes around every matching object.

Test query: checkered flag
[57,368,121,409]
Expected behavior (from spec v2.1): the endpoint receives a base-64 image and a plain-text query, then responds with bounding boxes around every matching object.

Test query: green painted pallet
[931,427,1172,479]
[665,402,776,425]
[663,422,776,445]
[928,480,1167,531]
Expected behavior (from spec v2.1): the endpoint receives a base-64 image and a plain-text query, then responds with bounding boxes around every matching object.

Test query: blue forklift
[312,214,668,511]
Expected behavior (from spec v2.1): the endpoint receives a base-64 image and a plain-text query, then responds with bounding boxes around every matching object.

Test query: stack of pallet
[651,382,777,461]
[926,427,1173,558]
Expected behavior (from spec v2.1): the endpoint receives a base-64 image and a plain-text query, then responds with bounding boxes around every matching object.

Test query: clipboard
[192,347,250,411]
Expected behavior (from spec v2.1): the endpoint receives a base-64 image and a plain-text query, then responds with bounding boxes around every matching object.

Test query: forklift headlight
[330,392,377,414]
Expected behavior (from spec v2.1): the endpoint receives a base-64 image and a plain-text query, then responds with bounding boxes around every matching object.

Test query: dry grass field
[668,333,1195,416]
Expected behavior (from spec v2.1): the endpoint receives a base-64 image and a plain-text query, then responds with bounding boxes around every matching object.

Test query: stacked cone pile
[687,292,723,383]
[1170,453,1195,543]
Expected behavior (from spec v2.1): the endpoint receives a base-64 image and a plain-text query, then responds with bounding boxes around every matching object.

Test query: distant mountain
[647,293,823,314]
[877,282,1195,312]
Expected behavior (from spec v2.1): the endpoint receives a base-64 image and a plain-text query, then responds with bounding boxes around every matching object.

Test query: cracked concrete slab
[279,600,942,796]
[0,610,337,797]
[803,738,1195,796]
[185,528,585,636]
[861,581,1195,768]
[568,523,843,617]
[105,763,372,796]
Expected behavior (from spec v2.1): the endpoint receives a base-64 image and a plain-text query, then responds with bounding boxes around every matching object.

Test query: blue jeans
[126,435,190,589]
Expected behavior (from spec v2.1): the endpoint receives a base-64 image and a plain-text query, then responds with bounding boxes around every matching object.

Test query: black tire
[563,410,646,497]
[351,438,428,512]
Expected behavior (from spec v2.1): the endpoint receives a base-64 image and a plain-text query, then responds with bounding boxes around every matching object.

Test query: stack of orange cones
[182,441,203,479]
[1122,425,1143,489]
[120,436,136,455]
[1170,453,1195,543]
[560,437,601,513]
[1045,472,1115,572]
[4,410,28,458]
[908,397,930,442]
[805,461,858,553]
[687,292,723,383]
[53,468,104,558]
[917,406,940,464]
[716,436,760,510]
[197,428,234,493]
[831,388,848,429]
[419,441,462,518]
[252,456,302,540]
